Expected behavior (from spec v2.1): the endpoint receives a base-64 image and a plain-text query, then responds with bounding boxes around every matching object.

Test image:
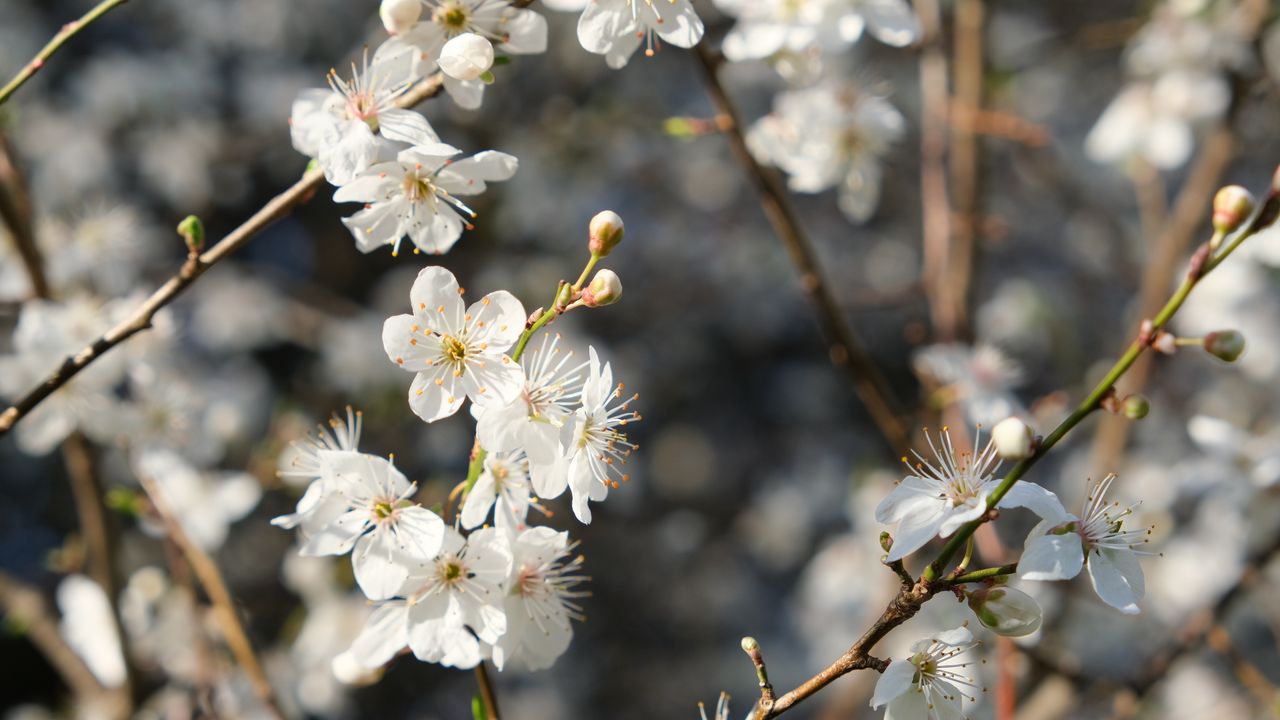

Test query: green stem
[922,200,1274,582]
[947,563,1018,585]
[0,0,132,106]
[572,253,601,291]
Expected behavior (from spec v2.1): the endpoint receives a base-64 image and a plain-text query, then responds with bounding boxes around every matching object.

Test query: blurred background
[3,0,1280,718]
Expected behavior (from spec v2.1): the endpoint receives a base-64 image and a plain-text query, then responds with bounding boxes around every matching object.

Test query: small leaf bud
[967,586,1043,637]
[879,531,893,553]
[581,269,622,307]
[992,417,1036,460]
[740,637,759,653]
[1204,329,1245,362]
[1122,394,1150,420]
[588,210,625,257]
[177,215,204,254]
[379,0,422,35]
[439,33,495,82]
[1212,185,1255,234]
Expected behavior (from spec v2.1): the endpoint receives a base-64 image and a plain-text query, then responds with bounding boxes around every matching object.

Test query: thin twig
[0,0,133,106]
[0,74,445,437]
[0,570,108,701]
[692,45,911,455]
[136,471,283,719]
[0,132,48,298]
[474,662,501,719]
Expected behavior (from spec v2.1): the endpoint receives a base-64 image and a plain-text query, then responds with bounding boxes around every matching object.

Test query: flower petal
[1018,531,1084,581]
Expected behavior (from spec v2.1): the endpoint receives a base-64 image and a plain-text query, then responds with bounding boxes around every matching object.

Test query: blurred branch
[137,470,283,719]
[692,45,912,456]
[945,0,987,344]
[474,663,501,719]
[0,0,133,107]
[0,74,445,438]
[0,570,109,702]
[0,132,49,298]
[913,0,958,342]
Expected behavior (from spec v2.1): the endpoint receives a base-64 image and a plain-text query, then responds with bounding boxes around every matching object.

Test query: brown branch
[474,662,501,719]
[945,0,986,344]
[692,45,911,456]
[914,0,958,342]
[0,570,109,701]
[0,132,49,298]
[0,74,445,438]
[137,469,283,719]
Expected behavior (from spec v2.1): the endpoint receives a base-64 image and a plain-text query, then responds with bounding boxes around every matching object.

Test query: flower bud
[379,0,422,35]
[992,417,1035,460]
[438,33,495,82]
[879,531,893,553]
[588,210,625,257]
[967,586,1042,637]
[1122,394,1150,420]
[582,269,622,307]
[1212,185,1255,234]
[177,215,204,253]
[1204,329,1245,362]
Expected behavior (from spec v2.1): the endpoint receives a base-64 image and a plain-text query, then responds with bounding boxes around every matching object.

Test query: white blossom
[747,81,904,222]
[714,0,918,72]
[295,451,447,601]
[473,331,585,488]
[382,266,527,422]
[57,575,127,689]
[289,54,438,185]
[439,32,495,81]
[1019,473,1150,614]
[875,428,1065,562]
[912,343,1024,427]
[575,0,704,69]
[349,527,512,669]
[549,347,640,524]
[373,0,548,109]
[334,143,517,256]
[491,526,586,670]
[870,626,981,720]
[460,450,533,530]
[135,448,262,553]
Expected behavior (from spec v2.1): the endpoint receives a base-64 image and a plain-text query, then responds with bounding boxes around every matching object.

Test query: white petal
[996,481,1069,523]
[652,0,704,48]
[378,108,438,146]
[874,476,942,523]
[860,0,920,47]
[383,313,432,370]
[408,368,465,422]
[577,0,632,54]
[393,505,446,561]
[410,266,466,335]
[299,508,366,556]
[443,74,485,110]
[1087,548,1144,614]
[460,472,498,529]
[353,530,410,601]
[870,658,915,708]
[350,602,408,668]
[1018,531,1084,581]
[469,290,526,351]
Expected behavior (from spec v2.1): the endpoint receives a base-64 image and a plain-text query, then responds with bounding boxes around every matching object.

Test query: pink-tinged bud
[991,417,1035,460]
[967,586,1042,637]
[439,33,494,81]
[380,0,421,35]
[582,269,622,307]
[1204,330,1245,362]
[1212,185,1255,234]
[879,531,893,553]
[588,210,625,257]
[1122,394,1150,420]
[1152,331,1177,355]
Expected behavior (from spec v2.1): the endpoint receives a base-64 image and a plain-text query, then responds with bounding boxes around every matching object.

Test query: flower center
[402,174,437,204]
[443,561,464,582]
[434,3,470,32]
[373,501,395,519]
[443,335,468,364]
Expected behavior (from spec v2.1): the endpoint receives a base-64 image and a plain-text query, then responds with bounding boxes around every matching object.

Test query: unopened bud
[177,215,204,253]
[588,210,625,257]
[582,269,622,307]
[879,531,893,553]
[740,636,759,653]
[991,417,1035,460]
[1152,331,1177,355]
[1212,185,1255,234]
[1204,329,1245,362]
[439,33,494,82]
[379,0,422,35]
[1122,394,1150,420]
[967,586,1042,637]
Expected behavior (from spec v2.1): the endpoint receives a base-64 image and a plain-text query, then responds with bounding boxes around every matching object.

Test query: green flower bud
[967,586,1042,637]
[177,215,204,253]
[1122,394,1150,420]
[588,210,625,257]
[1204,330,1245,362]
[1212,185,1255,234]
[582,269,622,307]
